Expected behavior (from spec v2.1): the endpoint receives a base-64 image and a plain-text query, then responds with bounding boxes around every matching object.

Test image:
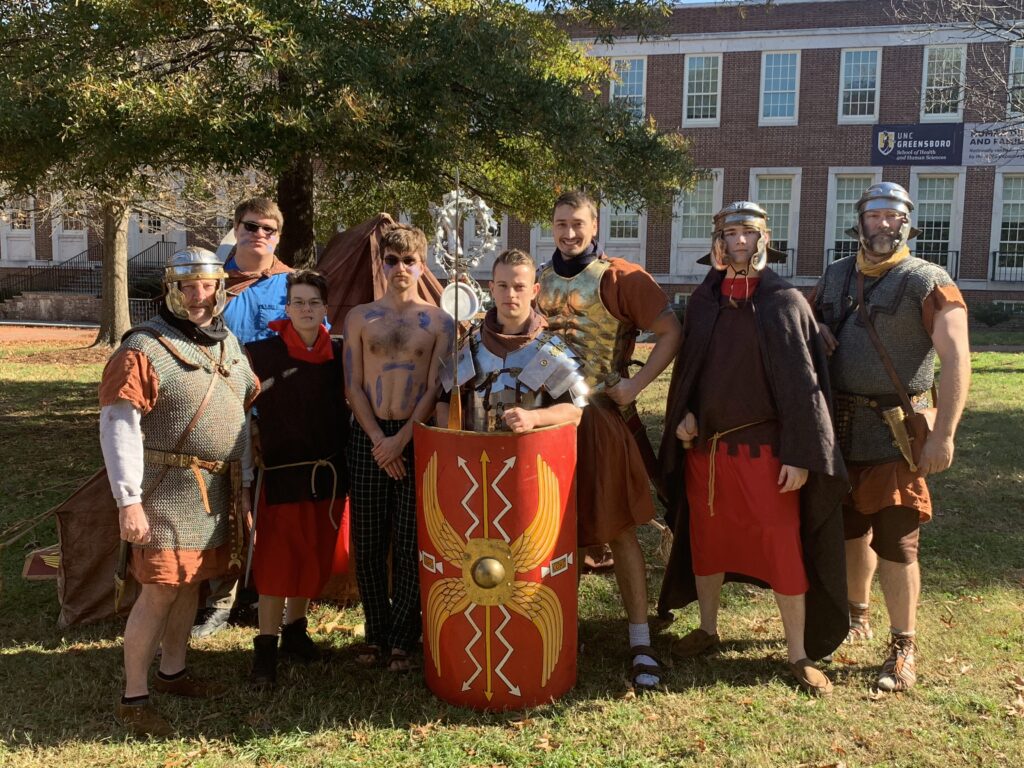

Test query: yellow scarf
[857,244,910,277]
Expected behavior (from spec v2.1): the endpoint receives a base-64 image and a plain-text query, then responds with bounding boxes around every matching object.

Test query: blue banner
[871,124,963,165]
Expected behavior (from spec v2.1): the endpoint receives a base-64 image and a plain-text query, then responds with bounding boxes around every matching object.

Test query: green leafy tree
[0,0,693,345]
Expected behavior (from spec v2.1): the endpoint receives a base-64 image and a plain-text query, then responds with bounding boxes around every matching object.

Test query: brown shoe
[152,671,228,699]
[877,632,917,692]
[788,658,834,697]
[114,699,174,738]
[672,628,720,658]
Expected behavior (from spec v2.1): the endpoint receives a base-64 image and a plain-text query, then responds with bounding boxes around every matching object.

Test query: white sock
[629,623,658,687]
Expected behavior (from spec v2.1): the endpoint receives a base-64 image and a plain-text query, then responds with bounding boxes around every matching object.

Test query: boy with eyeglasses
[343,224,454,672]
[193,197,294,639]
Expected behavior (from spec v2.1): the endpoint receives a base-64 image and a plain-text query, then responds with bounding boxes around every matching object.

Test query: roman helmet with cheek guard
[847,181,919,255]
[709,201,772,272]
[164,247,229,319]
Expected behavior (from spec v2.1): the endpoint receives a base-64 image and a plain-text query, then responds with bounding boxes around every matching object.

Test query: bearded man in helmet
[99,247,259,736]
[814,182,970,693]
[657,202,849,696]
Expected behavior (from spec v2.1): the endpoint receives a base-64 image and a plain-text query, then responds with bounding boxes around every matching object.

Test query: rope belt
[704,420,772,516]
[143,448,231,516]
[261,456,340,530]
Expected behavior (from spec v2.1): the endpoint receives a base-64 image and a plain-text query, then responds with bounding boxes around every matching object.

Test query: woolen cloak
[656,267,850,661]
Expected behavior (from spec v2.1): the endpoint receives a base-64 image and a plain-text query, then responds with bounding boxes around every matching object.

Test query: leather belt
[144,448,229,475]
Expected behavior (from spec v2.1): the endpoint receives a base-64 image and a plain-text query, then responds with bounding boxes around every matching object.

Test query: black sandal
[629,644,665,693]
[353,643,382,668]
[387,648,414,674]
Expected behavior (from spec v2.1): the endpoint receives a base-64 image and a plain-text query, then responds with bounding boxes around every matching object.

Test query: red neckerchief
[268,318,334,364]
[722,276,760,301]
[479,307,547,357]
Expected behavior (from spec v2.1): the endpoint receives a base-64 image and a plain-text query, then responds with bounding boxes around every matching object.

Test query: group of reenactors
[99,183,970,737]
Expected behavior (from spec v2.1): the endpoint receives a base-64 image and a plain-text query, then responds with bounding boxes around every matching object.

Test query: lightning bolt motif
[458,456,481,537]
[490,457,516,543]
[493,605,521,696]
[461,605,484,691]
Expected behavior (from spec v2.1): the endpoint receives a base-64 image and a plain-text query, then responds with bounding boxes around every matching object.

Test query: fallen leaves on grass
[533,733,558,752]
[409,721,440,741]
[1010,674,1024,692]
[795,762,845,768]
[508,718,534,730]
[1004,693,1024,718]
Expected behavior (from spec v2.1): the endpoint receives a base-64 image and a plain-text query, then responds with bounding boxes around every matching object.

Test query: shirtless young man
[343,224,454,672]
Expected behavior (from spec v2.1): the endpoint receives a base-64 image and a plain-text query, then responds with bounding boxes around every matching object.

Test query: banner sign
[871,123,963,165]
[962,122,1024,167]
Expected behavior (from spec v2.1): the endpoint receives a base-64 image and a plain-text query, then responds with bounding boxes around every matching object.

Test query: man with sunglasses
[193,197,294,639]
[343,224,454,673]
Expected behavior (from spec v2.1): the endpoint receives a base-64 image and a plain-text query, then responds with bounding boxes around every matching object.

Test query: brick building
[501,0,1024,309]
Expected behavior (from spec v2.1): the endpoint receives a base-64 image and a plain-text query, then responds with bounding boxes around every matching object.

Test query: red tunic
[685,276,808,595]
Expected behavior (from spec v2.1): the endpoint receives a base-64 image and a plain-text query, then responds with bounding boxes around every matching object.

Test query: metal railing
[0,239,177,304]
[771,248,796,278]
[129,297,162,324]
[826,245,860,264]
[914,249,959,280]
[991,251,1024,282]
[0,243,103,301]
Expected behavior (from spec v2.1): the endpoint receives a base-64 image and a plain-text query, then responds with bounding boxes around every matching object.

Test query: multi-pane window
[685,55,720,123]
[840,49,880,120]
[756,176,794,252]
[138,213,162,235]
[60,212,85,231]
[832,175,875,260]
[610,58,645,120]
[761,52,799,122]
[1009,46,1024,116]
[608,205,640,240]
[915,176,955,270]
[8,197,32,230]
[922,46,965,119]
[998,175,1024,269]
[678,179,715,240]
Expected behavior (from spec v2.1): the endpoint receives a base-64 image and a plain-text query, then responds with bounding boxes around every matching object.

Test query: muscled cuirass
[123,316,257,549]
[441,327,588,433]
[536,259,633,390]
[816,255,952,462]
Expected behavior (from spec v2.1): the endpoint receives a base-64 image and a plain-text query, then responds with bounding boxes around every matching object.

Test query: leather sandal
[629,644,665,693]
[672,628,720,658]
[353,643,383,668]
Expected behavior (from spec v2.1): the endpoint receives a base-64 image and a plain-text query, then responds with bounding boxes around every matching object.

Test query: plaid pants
[347,419,421,653]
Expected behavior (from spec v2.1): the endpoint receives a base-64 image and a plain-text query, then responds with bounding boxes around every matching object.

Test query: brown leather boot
[152,670,228,699]
[114,699,173,738]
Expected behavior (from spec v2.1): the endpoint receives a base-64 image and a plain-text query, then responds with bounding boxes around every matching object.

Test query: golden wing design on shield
[507,581,563,687]
[422,452,467,567]
[426,578,471,675]
[509,455,559,572]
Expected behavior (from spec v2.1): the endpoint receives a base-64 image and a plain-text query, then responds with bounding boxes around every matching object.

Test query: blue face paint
[418,311,430,330]
[375,376,383,408]
[383,362,416,372]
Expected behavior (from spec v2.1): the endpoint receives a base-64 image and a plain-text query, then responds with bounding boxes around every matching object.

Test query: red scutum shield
[415,422,578,711]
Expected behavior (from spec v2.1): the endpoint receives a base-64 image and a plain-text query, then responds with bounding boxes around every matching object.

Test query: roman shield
[415,421,578,711]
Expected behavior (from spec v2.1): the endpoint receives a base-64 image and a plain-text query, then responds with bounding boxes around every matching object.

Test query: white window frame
[759,50,800,127]
[0,195,37,262]
[610,56,647,121]
[920,44,966,123]
[748,168,802,270]
[825,167,882,264]
[682,53,722,128]
[1008,44,1024,118]
[671,170,724,277]
[837,47,881,125]
[599,202,646,267]
[908,167,965,277]
[988,168,1024,282]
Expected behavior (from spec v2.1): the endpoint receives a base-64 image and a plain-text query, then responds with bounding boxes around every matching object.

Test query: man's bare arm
[606,307,682,406]
[919,304,970,476]
[503,403,581,433]
[343,310,385,445]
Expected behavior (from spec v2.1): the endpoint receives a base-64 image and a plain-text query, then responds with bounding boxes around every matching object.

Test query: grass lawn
[1,336,1022,767]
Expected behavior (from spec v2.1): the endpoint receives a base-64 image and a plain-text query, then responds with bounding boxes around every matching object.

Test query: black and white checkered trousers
[347,419,421,653]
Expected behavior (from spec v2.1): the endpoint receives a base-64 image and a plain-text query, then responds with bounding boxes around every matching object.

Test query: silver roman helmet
[847,181,919,255]
[164,247,229,319]
[702,201,786,272]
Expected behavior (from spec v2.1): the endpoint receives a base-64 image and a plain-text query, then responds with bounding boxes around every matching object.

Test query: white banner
[962,122,1024,166]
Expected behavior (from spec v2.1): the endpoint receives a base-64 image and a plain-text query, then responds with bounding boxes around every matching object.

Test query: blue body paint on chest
[375,376,383,407]
[418,311,431,330]
[383,362,416,372]
[365,309,387,321]
[401,374,414,409]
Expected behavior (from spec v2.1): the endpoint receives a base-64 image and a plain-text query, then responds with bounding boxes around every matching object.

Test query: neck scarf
[158,302,228,345]
[225,251,293,294]
[268,318,334,364]
[857,244,910,278]
[479,307,547,357]
[552,240,601,277]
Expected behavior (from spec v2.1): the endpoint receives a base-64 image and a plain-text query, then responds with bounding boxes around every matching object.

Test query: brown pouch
[907,407,938,467]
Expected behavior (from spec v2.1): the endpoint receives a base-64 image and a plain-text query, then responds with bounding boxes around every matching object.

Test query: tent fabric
[317,213,443,332]
[55,468,138,627]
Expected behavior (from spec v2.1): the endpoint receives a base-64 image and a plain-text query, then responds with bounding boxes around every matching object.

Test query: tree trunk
[276,152,316,268]
[92,200,132,347]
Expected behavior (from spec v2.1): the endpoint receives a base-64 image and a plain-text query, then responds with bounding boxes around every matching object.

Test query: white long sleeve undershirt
[99,400,144,508]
